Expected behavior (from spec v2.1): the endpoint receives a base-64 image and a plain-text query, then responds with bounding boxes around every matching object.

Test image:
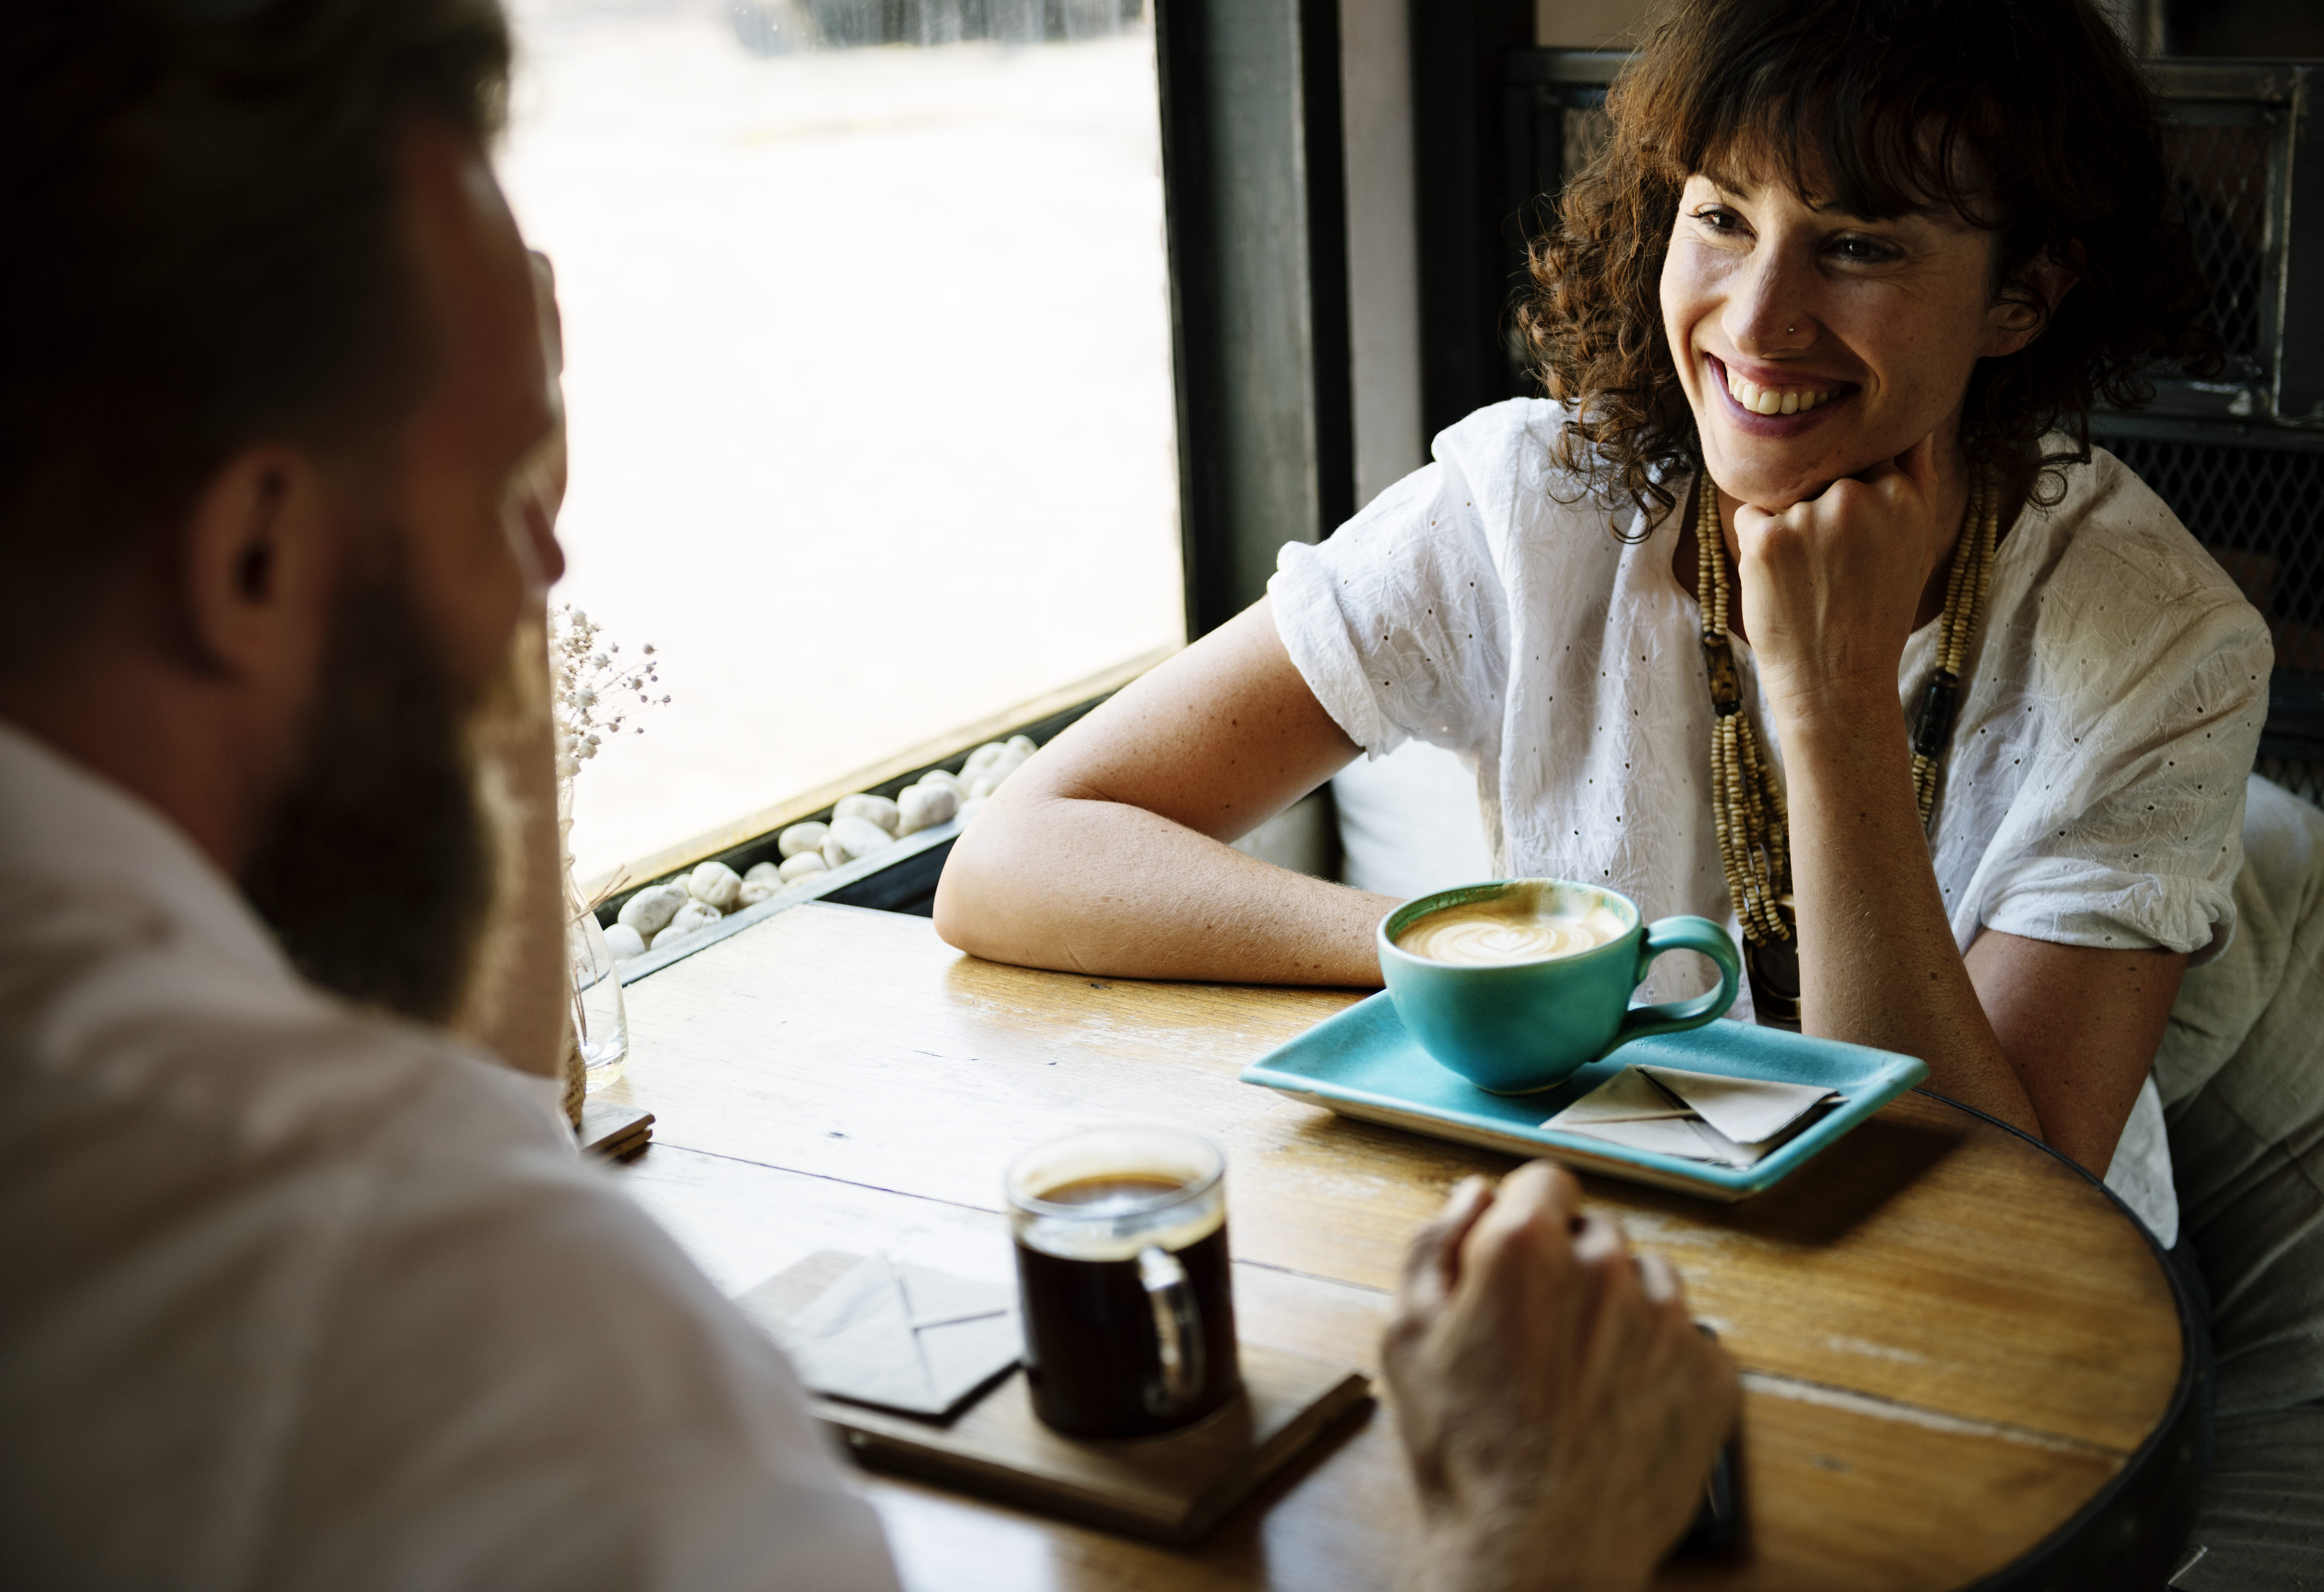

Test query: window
[500,0,1182,885]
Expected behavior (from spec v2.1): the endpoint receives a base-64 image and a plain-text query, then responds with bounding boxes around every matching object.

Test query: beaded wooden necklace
[1693,471,2000,1026]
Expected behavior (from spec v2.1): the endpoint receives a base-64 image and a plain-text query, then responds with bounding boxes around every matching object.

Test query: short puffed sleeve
[1965,467,2272,962]
[1269,453,1511,762]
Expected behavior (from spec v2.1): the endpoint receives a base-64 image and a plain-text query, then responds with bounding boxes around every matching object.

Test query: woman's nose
[1724,246,1818,356]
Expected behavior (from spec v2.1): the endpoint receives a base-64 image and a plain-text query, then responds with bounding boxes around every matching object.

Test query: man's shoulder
[0,875,554,1170]
[0,918,884,1591]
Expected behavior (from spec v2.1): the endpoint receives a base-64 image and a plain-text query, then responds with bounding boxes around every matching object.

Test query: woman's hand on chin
[1732,429,1951,728]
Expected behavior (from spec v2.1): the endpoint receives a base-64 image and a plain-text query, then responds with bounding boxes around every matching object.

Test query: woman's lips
[1705,354,1857,438]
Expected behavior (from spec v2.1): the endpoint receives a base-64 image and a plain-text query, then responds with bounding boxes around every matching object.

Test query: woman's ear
[1983,244,2082,359]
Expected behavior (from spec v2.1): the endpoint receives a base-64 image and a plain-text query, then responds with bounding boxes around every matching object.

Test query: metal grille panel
[2099,435,2324,664]
[2163,119,2273,377]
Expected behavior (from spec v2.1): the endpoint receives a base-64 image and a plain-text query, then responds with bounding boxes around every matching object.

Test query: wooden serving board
[579,1098,654,1161]
[738,1249,1372,1545]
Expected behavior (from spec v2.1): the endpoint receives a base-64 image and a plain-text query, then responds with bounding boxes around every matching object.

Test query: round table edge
[1907,1087,2204,1592]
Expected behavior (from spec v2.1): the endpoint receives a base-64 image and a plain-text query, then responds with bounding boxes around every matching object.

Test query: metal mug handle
[1137,1245,1205,1416]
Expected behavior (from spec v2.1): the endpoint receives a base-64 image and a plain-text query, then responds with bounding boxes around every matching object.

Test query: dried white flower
[550,604,668,790]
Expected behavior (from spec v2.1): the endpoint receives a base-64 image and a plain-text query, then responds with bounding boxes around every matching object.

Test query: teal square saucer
[1239,992,1928,1201]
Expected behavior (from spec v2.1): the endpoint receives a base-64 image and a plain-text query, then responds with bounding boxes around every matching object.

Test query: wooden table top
[601,901,2187,1592]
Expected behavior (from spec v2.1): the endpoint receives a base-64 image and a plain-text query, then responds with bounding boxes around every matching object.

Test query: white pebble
[654,898,724,946]
[742,860,781,886]
[604,923,647,961]
[829,814,896,862]
[737,880,781,908]
[779,852,829,882]
[966,751,1024,798]
[897,781,957,835]
[964,741,1010,774]
[616,882,688,936]
[919,767,967,797]
[834,793,901,836]
[821,835,849,871]
[688,860,742,911]
[1007,734,1037,758]
[779,822,830,859]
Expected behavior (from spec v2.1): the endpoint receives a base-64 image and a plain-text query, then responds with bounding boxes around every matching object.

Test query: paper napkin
[778,1252,1021,1420]
[1543,1065,1840,1168]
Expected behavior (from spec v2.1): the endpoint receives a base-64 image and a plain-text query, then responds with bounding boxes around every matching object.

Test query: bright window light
[500,0,1184,884]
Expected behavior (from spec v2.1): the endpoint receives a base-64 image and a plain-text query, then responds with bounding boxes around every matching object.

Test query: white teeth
[1722,363,1832,416]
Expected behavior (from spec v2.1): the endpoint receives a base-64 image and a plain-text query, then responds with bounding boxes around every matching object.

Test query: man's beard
[241,565,501,1027]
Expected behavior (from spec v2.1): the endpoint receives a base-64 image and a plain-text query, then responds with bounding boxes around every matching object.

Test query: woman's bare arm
[1966,933,2186,1173]
[933,600,1399,985]
[1741,444,2184,1173]
[1774,678,2182,1170]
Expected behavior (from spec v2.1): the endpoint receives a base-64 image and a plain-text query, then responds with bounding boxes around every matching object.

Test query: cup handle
[1137,1245,1205,1417]
[1607,916,1743,1052]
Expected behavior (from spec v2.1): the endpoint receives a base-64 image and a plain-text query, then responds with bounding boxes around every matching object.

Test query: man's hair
[1518,0,2218,525]
[0,0,511,663]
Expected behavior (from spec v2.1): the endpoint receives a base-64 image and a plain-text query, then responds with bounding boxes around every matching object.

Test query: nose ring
[1787,324,1797,334]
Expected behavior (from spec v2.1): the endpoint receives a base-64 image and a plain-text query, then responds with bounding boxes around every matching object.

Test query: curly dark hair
[1518,0,2219,526]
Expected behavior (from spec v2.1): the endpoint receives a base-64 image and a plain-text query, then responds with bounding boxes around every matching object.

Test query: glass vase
[567,861,630,1092]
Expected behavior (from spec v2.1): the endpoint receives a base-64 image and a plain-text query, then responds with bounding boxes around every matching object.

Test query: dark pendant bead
[1913,670,1962,760]
[1702,634,1743,717]
[1744,897,1802,1031]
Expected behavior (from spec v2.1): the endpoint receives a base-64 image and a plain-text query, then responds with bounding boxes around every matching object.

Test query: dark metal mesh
[2099,435,2324,662]
[2104,431,2324,790]
[2162,119,2273,377]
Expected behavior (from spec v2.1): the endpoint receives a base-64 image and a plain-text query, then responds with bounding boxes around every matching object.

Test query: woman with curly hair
[938,0,2268,1244]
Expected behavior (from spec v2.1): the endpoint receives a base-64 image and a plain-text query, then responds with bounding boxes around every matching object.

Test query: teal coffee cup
[1378,879,1743,1095]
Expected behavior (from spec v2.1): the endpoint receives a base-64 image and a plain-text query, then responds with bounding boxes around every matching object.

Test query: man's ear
[1984,245,2081,359]
[177,445,336,678]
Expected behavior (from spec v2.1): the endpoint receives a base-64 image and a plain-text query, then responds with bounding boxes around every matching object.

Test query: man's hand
[1383,1163,1740,1592]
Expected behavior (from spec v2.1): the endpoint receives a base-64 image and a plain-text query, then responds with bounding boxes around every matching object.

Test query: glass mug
[1005,1126,1241,1439]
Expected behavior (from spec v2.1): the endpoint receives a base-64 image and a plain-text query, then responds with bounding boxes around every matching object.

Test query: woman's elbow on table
[931,778,1060,963]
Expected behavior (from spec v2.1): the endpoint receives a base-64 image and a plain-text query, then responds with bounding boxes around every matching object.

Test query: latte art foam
[1396,897,1628,965]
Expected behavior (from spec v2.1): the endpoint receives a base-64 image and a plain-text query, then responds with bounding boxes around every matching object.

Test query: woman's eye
[1692,206,1744,234]
[1827,234,1901,264]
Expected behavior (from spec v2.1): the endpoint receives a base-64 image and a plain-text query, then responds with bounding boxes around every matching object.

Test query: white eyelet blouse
[1272,398,2273,1244]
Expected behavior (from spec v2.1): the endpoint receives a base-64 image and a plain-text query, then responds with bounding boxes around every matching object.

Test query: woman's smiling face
[1661,170,2038,511]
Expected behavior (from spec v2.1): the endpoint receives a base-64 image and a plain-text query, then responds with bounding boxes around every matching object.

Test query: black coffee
[1015,1173,1240,1439]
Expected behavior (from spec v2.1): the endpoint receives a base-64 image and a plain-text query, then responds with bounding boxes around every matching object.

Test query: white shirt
[1273,399,2273,1244]
[0,724,900,1592]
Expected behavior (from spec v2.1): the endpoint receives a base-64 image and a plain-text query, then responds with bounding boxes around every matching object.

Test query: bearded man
[0,3,1734,1588]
